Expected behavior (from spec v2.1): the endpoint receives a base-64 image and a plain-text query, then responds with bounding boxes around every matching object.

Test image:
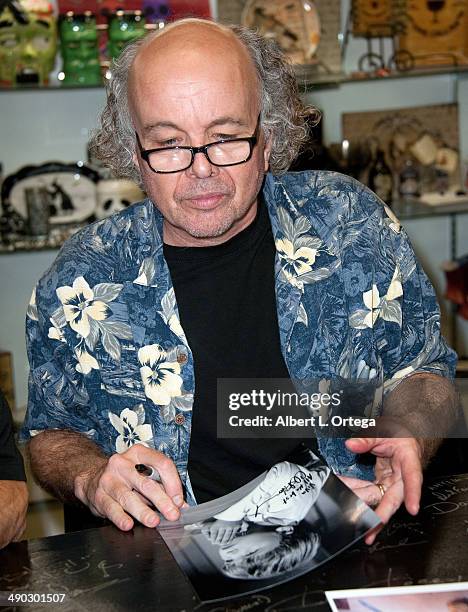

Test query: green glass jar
[59,11,101,86]
[108,10,146,61]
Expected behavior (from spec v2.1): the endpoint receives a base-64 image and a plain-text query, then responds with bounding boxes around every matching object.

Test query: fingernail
[172,494,183,506]
[122,520,133,531]
[147,514,159,527]
[168,507,179,520]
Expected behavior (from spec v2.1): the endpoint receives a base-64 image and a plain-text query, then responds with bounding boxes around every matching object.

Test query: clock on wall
[352,0,394,37]
[241,0,321,65]
[397,0,468,66]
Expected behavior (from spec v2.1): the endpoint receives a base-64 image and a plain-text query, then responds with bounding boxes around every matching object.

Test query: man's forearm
[383,372,460,466]
[27,430,108,504]
[0,481,28,548]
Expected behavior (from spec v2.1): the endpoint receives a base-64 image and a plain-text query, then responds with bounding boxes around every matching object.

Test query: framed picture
[2,162,99,226]
[217,0,342,75]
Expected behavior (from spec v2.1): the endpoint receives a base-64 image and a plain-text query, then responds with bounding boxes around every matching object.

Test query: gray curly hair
[89,18,319,181]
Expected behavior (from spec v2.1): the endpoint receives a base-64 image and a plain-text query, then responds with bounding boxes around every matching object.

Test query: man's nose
[187,150,217,179]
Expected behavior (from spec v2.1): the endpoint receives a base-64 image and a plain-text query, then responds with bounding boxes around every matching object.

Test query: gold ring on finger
[376,482,386,499]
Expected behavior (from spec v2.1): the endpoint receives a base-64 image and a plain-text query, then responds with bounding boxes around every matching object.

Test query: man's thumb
[345,437,376,453]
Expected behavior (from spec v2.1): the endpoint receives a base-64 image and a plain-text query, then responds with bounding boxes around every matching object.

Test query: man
[23,19,458,542]
[0,389,28,548]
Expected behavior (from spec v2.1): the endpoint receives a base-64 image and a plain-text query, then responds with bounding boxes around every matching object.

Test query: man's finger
[365,522,385,545]
[362,480,404,545]
[136,475,181,521]
[113,482,161,527]
[131,446,185,505]
[399,445,423,515]
[99,493,135,531]
[345,437,377,454]
[374,479,405,525]
[338,475,374,491]
[338,476,385,507]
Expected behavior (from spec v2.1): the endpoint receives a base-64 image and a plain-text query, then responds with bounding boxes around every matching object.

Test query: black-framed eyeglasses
[135,116,260,174]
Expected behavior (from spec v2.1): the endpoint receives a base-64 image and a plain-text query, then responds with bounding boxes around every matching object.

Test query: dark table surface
[1,472,468,611]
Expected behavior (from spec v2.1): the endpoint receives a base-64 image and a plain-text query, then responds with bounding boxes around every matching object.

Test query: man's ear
[263,133,273,173]
[133,150,145,177]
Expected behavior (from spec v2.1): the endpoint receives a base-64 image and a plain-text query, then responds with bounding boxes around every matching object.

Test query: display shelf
[393,199,468,221]
[2,201,467,255]
[0,225,82,255]
[1,63,467,94]
[297,63,468,90]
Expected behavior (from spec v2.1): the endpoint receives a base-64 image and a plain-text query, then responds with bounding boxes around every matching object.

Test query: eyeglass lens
[148,140,251,172]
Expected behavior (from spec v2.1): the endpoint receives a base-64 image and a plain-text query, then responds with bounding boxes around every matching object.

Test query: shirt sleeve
[0,391,26,481]
[19,283,93,443]
[377,206,457,390]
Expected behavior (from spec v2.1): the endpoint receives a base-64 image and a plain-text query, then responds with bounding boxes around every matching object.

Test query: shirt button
[175,414,185,425]
[177,352,188,364]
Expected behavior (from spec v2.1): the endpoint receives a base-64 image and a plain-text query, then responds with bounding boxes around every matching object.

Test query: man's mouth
[183,192,229,210]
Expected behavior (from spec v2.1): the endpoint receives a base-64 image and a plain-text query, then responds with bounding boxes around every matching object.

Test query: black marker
[135,463,187,501]
[135,463,162,483]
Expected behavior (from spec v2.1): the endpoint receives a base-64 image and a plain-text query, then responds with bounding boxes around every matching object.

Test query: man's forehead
[130,61,258,127]
[142,116,251,133]
[130,24,258,96]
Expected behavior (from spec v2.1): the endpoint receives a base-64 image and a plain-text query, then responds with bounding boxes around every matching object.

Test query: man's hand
[74,444,186,531]
[0,480,28,549]
[340,437,423,545]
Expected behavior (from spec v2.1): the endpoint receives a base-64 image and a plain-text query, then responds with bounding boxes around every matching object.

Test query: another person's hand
[339,437,423,545]
[0,480,28,549]
[201,519,244,545]
[74,445,186,531]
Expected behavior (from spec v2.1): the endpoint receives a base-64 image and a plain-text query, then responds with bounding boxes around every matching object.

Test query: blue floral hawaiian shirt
[21,171,457,504]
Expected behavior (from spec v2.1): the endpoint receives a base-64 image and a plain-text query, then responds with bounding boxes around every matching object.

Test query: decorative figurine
[0,0,57,86]
[0,200,26,243]
[59,11,101,86]
[95,178,145,220]
[108,10,146,61]
[142,0,170,24]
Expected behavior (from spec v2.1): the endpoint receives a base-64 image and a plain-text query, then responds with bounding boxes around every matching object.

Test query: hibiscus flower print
[349,266,403,329]
[75,345,99,375]
[276,238,317,278]
[109,406,153,453]
[276,238,318,289]
[361,285,381,328]
[138,344,183,406]
[56,276,109,338]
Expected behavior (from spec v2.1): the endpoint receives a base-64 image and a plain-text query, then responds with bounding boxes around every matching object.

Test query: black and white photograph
[158,447,380,603]
[326,581,468,612]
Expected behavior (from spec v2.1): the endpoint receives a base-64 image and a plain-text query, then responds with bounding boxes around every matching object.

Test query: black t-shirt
[0,390,26,482]
[164,199,317,504]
